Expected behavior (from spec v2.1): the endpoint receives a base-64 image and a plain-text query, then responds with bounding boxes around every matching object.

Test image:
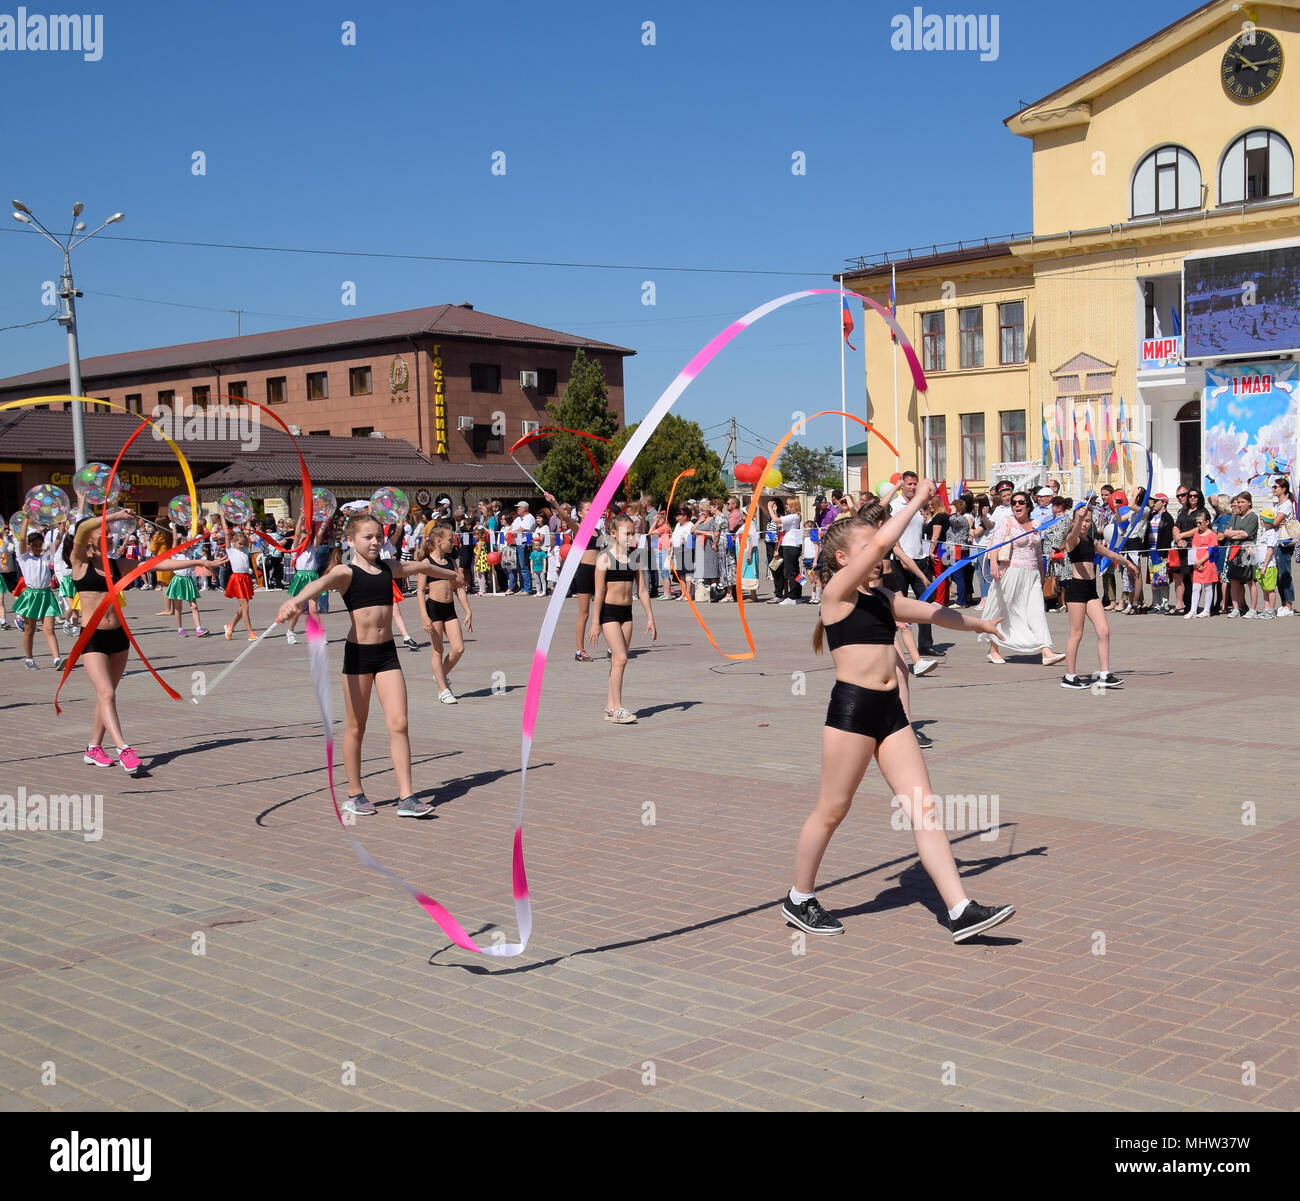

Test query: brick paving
[1,587,1297,1112]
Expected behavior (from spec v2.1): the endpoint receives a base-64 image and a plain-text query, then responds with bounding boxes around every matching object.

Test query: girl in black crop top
[588,514,656,725]
[1061,502,1139,690]
[277,511,463,818]
[66,509,227,776]
[783,483,1017,946]
[415,521,473,704]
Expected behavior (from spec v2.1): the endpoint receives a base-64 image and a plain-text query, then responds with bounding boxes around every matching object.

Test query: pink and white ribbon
[306,291,924,957]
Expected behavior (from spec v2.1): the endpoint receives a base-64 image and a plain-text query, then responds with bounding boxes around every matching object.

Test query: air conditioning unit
[519,370,539,389]
[522,419,540,436]
[368,431,387,438]
[288,425,302,435]
[457,415,475,431]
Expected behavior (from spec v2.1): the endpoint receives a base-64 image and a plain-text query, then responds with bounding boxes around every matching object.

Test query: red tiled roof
[0,303,635,391]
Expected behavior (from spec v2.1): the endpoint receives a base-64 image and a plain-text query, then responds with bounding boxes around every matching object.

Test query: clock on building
[1221,30,1283,101]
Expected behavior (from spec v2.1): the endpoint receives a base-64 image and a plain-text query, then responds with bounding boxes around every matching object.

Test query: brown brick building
[0,303,633,463]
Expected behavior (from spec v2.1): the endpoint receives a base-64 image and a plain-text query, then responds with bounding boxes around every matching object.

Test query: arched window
[1131,145,1201,217]
[1219,129,1294,204]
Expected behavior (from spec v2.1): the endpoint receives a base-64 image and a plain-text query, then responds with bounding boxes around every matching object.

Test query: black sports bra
[343,561,393,611]
[603,554,635,583]
[822,587,896,650]
[73,557,116,593]
[1068,535,1096,563]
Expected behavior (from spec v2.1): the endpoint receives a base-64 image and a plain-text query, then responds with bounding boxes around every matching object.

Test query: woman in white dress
[979,491,1066,666]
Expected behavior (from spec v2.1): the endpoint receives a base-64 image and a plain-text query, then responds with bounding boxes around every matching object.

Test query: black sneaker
[914,727,935,749]
[782,893,844,936]
[402,636,419,650]
[921,646,946,657]
[1091,671,1124,688]
[951,901,1015,943]
[1060,674,1090,689]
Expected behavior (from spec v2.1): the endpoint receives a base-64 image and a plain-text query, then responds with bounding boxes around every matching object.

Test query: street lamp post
[12,200,124,471]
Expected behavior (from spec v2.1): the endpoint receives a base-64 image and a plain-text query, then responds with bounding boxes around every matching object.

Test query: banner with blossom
[1203,361,1298,496]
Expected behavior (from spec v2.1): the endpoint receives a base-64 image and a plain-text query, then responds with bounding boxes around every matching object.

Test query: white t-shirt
[511,512,537,547]
[670,520,694,548]
[779,512,802,548]
[295,548,316,572]
[1275,498,1295,545]
[802,535,818,560]
[1256,526,1278,561]
[889,496,926,558]
[18,547,55,589]
[226,546,251,574]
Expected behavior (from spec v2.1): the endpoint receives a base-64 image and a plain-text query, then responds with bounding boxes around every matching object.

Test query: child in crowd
[530,533,548,596]
[802,520,821,604]
[1187,512,1220,619]
[1252,515,1279,619]
[472,527,490,595]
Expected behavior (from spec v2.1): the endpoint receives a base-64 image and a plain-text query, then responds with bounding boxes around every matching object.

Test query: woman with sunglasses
[1269,478,1295,616]
[978,491,1066,667]
[1169,488,1209,615]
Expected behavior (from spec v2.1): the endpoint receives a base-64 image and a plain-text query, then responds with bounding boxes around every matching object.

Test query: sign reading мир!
[433,342,447,456]
[1140,336,1182,370]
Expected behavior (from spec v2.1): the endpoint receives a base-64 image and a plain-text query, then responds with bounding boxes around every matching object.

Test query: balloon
[487,550,502,566]
[168,495,192,527]
[219,490,253,524]
[876,479,892,495]
[889,472,902,485]
[878,481,898,503]
[753,456,767,469]
[9,511,23,533]
[1110,491,1128,512]
[72,461,122,506]
[558,542,571,561]
[369,486,410,524]
[312,487,337,523]
[763,468,783,489]
[109,515,138,541]
[24,483,70,528]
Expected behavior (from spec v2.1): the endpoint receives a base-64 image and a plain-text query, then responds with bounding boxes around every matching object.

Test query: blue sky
[1,0,1195,465]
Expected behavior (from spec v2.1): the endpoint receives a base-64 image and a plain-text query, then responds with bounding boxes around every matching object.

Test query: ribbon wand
[192,621,282,703]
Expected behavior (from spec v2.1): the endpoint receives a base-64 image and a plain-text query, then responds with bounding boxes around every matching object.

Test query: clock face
[1221,30,1284,101]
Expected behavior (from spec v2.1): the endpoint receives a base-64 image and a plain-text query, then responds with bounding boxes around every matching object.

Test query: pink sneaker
[117,746,143,775]
[194,627,209,637]
[83,745,114,768]
[176,627,188,637]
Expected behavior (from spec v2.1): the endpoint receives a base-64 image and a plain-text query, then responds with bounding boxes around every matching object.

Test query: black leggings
[776,545,802,600]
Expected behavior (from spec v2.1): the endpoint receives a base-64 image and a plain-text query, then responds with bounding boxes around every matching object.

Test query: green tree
[606,414,728,508]
[535,348,621,501]
[779,443,840,492]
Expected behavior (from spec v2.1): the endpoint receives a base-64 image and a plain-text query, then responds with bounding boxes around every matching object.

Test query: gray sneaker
[396,795,434,818]
[343,794,377,817]
[1258,609,1276,620]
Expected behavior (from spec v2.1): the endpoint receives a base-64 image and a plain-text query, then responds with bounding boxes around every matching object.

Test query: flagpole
[891,262,900,471]
[839,281,848,494]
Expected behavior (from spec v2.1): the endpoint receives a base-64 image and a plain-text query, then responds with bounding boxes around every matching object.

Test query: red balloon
[734,464,753,483]
[558,542,571,561]
[1110,491,1127,512]
[753,456,767,470]
[889,472,902,485]
[487,550,502,566]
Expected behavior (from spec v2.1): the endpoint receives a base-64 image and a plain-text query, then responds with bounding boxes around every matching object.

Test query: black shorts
[1065,577,1099,605]
[342,639,401,676]
[824,681,910,742]
[83,625,130,656]
[599,602,634,626]
[425,598,458,624]
[0,570,17,593]
[573,560,597,596]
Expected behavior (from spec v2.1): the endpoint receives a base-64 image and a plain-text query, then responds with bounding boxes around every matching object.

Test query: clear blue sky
[1,0,1194,465]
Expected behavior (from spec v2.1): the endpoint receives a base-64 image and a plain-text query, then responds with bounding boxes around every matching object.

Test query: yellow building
[844,0,1300,498]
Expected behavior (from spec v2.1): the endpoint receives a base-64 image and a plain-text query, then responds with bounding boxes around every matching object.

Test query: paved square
[1,590,1297,1111]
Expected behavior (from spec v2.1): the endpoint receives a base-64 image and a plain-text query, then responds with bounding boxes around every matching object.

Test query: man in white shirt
[889,471,939,655]
[510,501,538,594]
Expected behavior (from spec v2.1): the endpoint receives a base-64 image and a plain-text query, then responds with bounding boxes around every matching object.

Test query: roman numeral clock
[1221,29,1283,101]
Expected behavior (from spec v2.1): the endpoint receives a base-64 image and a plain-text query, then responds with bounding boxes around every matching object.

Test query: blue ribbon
[1100,439,1154,569]
[918,513,1067,604]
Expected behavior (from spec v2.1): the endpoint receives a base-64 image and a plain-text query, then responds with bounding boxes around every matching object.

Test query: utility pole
[721,416,738,473]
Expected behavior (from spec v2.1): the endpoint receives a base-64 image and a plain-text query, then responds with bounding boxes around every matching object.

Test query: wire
[82,288,324,322]
[2,225,822,278]
[0,311,58,333]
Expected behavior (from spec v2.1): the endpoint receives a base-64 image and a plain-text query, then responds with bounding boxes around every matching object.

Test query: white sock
[1065,672,1077,680]
[789,888,816,904]
[948,898,971,921]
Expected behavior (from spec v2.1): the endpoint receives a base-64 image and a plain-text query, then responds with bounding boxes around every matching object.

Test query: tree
[779,443,840,492]
[606,414,728,508]
[535,348,621,501]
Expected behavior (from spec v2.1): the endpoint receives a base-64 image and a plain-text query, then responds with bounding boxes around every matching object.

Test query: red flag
[841,296,856,351]
[936,481,951,513]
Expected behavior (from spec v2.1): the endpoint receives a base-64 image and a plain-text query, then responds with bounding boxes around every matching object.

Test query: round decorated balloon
[109,515,138,541]
[72,461,122,506]
[219,490,253,525]
[24,483,71,528]
[168,495,193,527]
[9,511,23,533]
[311,486,337,523]
[369,486,410,524]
